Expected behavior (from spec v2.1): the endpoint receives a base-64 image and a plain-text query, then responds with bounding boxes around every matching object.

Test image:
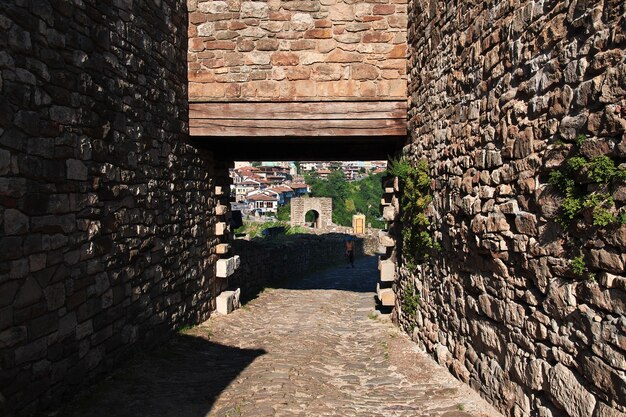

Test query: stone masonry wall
[401,0,626,416]
[229,234,363,300]
[188,0,407,101]
[0,1,224,415]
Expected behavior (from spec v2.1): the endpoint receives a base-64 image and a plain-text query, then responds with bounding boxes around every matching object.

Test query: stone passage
[61,257,503,417]
[290,197,333,229]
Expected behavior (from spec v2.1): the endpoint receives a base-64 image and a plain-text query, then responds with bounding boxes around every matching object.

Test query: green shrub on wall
[549,135,626,279]
[549,135,626,227]
[387,157,439,270]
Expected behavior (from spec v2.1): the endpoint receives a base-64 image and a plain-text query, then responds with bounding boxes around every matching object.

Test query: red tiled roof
[267,185,293,193]
[247,194,278,201]
[288,183,309,189]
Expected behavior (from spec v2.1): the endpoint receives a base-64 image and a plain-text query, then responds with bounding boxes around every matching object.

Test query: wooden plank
[190,118,406,137]
[189,101,407,120]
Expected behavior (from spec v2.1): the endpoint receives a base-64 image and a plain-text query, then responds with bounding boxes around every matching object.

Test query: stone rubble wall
[228,234,363,300]
[0,1,225,415]
[290,196,333,228]
[187,0,407,101]
[401,0,626,416]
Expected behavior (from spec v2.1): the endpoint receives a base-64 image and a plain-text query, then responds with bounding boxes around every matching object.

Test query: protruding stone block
[215,222,228,235]
[379,260,395,282]
[377,287,395,306]
[215,185,224,196]
[216,256,240,278]
[216,243,230,254]
[216,288,241,315]
[384,186,394,194]
[216,204,228,215]
[379,231,395,247]
[382,205,398,221]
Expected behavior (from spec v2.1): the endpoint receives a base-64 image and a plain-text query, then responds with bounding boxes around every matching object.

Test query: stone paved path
[65,257,503,417]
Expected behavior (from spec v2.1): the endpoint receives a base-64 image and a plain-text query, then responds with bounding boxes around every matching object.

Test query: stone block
[215,204,228,215]
[215,185,224,195]
[215,222,227,235]
[379,232,395,247]
[377,287,395,306]
[216,288,241,315]
[382,205,398,221]
[215,243,230,254]
[548,363,596,417]
[216,256,240,278]
[4,209,29,235]
[379,260,395,282]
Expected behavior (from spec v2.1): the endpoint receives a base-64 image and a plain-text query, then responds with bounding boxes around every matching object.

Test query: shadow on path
[278,255,379,293]
[61,335,265,417]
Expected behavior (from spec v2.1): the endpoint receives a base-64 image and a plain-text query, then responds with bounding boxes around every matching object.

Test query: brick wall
[188,0,407,101]
[0,1,224,415]
[400,0,626,416]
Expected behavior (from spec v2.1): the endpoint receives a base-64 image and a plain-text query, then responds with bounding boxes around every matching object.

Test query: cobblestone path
[65,256,502,417]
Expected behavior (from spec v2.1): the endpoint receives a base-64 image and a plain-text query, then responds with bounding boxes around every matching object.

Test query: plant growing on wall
[387,157,439,269]
[548,135,626,227]
[548,135,625,279]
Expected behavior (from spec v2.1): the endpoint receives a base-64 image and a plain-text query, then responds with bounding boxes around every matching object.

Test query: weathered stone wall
[229,234,363,299]
[290,197,333,228]
[188,0,407,101]
[401,0,626,416]
[0,1,224,415]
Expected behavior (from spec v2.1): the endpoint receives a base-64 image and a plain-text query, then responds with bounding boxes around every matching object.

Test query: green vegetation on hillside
[304,170,385,229]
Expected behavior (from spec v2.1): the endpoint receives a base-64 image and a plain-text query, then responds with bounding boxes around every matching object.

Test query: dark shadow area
[191,135,404,161]
[274,254,379,293]
[228,232,380,302]
[56,335,265,417]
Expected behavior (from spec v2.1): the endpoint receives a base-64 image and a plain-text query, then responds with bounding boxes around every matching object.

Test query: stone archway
[291,197,332,229]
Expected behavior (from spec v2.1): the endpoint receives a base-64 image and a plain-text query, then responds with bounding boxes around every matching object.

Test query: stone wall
[0,1,225,415]
[290,197,333,228]
[400,0,626,416]
[188,0,407,101]
[229,234,363,300]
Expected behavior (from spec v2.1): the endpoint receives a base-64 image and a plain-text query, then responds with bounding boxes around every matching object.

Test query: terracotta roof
[247,194,278,201]
[267,185,293,193]
[238,181,259,186]
[288,183,309,189]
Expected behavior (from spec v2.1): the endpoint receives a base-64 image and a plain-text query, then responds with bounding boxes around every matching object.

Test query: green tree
[306,170,385,228]
[277,203,291,222]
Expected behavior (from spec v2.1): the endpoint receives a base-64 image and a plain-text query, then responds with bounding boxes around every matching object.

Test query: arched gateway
[290,198,333,229]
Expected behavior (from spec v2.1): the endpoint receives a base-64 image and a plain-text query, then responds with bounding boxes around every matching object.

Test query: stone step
[216,255,240,278]
[216,288,241,315]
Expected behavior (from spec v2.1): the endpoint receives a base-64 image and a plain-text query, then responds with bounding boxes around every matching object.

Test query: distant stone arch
[291,197,332,229]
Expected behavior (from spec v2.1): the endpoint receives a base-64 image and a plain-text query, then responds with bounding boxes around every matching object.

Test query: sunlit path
[65,257,502,417]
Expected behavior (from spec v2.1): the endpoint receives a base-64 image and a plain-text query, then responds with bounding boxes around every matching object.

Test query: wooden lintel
[189,101,407,137]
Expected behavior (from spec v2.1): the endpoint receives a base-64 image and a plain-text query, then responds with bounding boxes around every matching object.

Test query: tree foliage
[304,170,386,229]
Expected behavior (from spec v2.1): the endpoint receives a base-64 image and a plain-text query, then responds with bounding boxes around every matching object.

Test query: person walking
[345,236,355,268]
